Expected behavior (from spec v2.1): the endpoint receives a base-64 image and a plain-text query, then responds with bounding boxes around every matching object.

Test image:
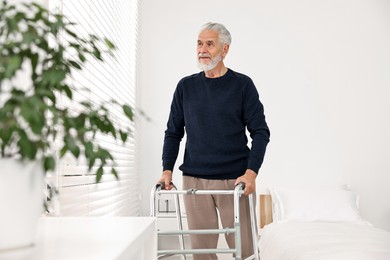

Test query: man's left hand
[235,169,257,195]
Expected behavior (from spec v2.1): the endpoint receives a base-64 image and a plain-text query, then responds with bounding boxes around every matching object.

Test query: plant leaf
[43,156,56,172]
[42,69,67,85]
[30,53,39,76]
[65,28,78,38]
[65,135,80,158]
[104,38,116,50]
[88,154,96,171]
[20,96,45,135]
[5,56,22,79]
[92,47,102,60]
[119,130,128,143]
[122,105,134,121]
[96,166,103,183]
[0,126,14,148]
[60,145,68,158]
[111,168,119,180]
[96,147,113,164]
[84,141,93,157]
[17,130,37,160]
[61,85,73,99]
[78,53,86,62]
[68,60,81,70]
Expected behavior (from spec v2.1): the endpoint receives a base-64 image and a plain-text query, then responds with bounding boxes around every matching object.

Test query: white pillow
[269,185,348,223]
[269,187,364,223]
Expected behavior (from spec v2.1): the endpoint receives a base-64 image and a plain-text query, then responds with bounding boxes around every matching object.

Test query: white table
[0,217,156,260]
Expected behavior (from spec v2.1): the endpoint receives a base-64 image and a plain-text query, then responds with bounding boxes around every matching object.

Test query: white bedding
[259,221,390,260]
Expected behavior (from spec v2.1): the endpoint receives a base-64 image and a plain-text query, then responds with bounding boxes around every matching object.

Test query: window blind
[47,0,140,216]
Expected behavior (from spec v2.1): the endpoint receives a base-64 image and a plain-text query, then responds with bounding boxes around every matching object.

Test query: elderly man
[158,22,270,259]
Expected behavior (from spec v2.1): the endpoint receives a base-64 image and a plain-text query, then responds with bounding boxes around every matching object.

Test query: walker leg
[234,222,242,260]
[174,192,186,260]
[150,184,160,217]
[249,194,259,260]
[234,184,243,260]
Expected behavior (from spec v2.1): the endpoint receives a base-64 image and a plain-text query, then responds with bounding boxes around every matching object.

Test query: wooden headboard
[259,194,273,228]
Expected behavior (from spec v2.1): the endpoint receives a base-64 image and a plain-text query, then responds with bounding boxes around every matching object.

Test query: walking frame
[150,182,260,260]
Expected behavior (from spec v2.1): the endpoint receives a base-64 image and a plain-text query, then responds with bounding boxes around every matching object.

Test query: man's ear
[222,44,230,58]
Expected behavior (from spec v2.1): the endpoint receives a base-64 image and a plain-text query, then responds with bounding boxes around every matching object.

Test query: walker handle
[236,182,246,191]
[157,182,174,190]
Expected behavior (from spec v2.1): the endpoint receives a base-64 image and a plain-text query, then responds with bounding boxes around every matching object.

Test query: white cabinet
[0,217,156,260]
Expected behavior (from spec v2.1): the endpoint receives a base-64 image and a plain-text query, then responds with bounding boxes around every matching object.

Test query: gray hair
[200,22,232,46]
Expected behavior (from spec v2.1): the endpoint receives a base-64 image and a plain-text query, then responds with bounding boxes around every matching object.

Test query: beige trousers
[182,176,255,260]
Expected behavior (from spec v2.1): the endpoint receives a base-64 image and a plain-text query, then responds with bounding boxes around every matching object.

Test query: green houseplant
[0,0,134,180]
[0,0,135,251]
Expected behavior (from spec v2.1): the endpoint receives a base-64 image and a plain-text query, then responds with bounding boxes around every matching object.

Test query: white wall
[137,0,390,230]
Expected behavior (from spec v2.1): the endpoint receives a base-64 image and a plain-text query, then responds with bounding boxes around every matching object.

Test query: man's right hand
[157,170,173,190]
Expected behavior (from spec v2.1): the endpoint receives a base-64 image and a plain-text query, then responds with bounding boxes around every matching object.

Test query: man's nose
[198,45,208,53]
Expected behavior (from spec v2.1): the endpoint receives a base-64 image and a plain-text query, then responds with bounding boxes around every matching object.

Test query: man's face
[197,29,224,71]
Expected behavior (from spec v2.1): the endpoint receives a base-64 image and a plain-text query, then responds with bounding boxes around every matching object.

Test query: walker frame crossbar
[150,182,260,260]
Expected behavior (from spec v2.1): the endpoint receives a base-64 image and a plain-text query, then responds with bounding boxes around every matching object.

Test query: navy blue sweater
[163,69,270,179]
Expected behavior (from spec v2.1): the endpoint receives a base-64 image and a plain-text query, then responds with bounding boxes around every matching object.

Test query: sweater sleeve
[162,83,185,171]
[242,78,270,173]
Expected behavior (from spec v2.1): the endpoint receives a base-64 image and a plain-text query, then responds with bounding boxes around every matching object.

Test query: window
[47,0,140,216]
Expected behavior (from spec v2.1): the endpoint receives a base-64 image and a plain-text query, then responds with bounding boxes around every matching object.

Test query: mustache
[198,53,210,58]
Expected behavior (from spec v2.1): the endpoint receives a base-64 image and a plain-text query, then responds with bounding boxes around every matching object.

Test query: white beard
[197,53,223,72]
